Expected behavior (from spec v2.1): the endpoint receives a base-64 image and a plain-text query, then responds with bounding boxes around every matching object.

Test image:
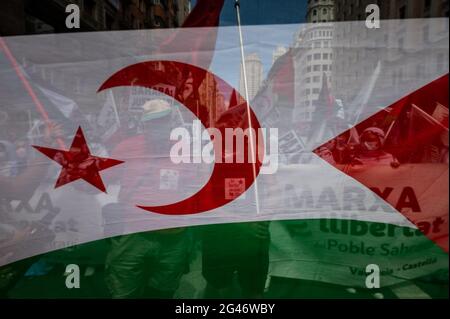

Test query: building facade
[239,53,264,101]
[293,0,334,123]
[332,0,449,104]
[307,0,334,22]
[334,0,449,21]
[0,0,191,36]
[0,0,191,114]
[198,72,217,124]
[272,46,288,64]
[177,0,190,26]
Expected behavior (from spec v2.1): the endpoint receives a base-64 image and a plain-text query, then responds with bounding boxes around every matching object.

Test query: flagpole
[234,0,261,215]
[0,37,66,150]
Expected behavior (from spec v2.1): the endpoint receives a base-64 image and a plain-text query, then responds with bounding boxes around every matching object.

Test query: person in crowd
[352,127,399,167]
[201,221,270,298]
[104,100,191,298]
[0,122,63,295]
[200,102,270,299]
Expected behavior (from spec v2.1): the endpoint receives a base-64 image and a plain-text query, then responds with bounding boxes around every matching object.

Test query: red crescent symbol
[98,61,264,215]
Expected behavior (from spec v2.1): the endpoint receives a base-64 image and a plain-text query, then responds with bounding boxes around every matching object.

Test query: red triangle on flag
[314,74,449,252]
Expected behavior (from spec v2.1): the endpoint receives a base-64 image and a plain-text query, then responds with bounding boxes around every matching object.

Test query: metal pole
[234,0,261,214]
[0,37,66,150]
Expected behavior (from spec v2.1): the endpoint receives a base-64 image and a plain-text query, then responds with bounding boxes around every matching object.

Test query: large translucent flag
[0,18,448,298]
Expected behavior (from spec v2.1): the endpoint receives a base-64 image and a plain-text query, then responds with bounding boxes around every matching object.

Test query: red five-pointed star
[33,126,124,193]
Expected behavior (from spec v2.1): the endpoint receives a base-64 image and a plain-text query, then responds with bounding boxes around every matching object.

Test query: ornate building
[293,0,334,124]
[307,0,334,22]
[239,53,264,101]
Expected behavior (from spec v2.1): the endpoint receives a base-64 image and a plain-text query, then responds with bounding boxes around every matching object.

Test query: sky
[203,0,309,97]
[218,0,308,26]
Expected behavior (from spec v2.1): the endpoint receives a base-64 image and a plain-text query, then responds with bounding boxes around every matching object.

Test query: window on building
[394,69,403,85]
[313,88,320,94]
[313,65,320,71]
[323,53,328,59]
[423,25,429,42]
[313,76,320,82]
[105,13,114,29]
[416,64,424,78]
[140,0,146,11]
[323,8,327,15]
[75,77,81,94]
[84,0,97,19]
[306,77,311,83]
[399,5,406,19]
[314,53,321,60]
[323,64,328,71]
[313,9,317,16]
[307,55,312,61]
[307,66,311,72]
[437,53,446,72]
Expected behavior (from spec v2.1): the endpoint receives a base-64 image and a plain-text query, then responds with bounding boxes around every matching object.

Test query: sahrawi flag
[0,7,448,297]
